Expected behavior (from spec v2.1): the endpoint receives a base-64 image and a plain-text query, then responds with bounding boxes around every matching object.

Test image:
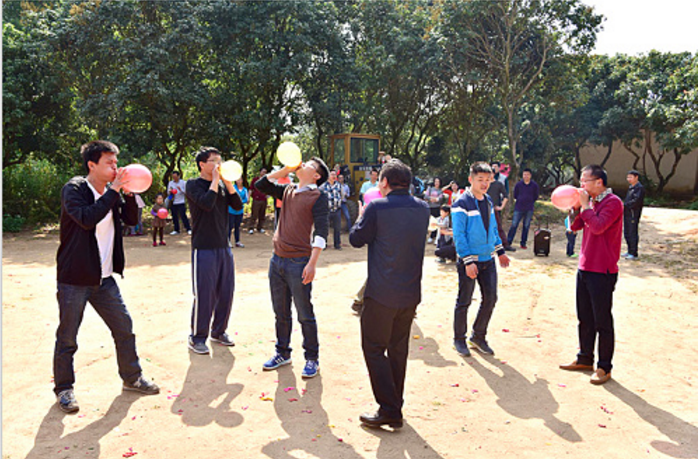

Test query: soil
[2,207,697,459]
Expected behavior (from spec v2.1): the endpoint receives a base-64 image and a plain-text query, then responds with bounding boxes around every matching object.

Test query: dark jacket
[349,189,430,308]
[56,177,137,286]
[186,178,243,250]
[624,182,645,215]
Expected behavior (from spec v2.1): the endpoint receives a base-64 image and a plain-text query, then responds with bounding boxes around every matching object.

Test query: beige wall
[579,140,698,197]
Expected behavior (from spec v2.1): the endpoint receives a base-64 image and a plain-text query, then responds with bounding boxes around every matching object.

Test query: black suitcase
[534,228,551,256]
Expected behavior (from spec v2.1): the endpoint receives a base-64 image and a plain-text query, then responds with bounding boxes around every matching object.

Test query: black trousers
[361,297,416,418]
[576,270,617,373]
[623,209,641,257]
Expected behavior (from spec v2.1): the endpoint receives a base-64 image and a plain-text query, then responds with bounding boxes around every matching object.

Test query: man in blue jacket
[452,162,510,357]
[54,140,159,414]
[350,159,430,429]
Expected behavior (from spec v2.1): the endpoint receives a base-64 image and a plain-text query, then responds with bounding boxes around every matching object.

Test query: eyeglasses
[580,178,599,183]
[207,159,222,165]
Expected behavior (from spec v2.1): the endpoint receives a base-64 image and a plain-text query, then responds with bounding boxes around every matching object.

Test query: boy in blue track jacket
[451,162,510,357]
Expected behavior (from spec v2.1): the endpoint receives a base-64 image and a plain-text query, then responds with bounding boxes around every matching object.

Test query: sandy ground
[2,207,697,459]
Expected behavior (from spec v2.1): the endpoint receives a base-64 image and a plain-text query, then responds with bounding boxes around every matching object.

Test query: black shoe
[351,301,363,314]
[210,333,235,346]
[454,340,471,357]
[123,375,160,395]
[56,389,79,414]
[504,246,516,252]
[359,411,403,428]
[468,336,495,355]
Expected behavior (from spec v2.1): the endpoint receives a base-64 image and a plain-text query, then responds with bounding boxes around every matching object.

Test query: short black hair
[491,160,501,167]
[379,159,412,189]
[627,170,640,177]
[470,162,492,176]
[172,170,181,177]
[81,140,119,173]
[440,205,451,213]
[522,168,532,175]
[370,169,379,175]
[582,164,608,186]
[156,192,165,199]
[195,146,221,171]
[310,156,330,186]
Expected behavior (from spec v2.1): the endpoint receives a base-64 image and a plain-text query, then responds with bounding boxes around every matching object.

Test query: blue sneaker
[262,354,291,371]
[301,360,319,378]
[468,337,495,355]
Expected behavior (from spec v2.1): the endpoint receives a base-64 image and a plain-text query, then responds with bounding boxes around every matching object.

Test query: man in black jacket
[623,170,645,260]
[349,159,430,429]
[54,141,159,414]
[186,147,243,355]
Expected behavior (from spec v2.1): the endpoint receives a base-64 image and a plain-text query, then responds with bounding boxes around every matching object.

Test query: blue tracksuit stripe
[451,190,504,262]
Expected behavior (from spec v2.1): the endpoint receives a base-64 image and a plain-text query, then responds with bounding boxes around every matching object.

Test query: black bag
[533,215,551,256]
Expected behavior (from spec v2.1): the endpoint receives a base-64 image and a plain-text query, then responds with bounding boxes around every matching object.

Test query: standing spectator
[127,193,146,236]
[54,140,159,414]
[228,177,248,248]
[255,158,330,379]
[249,167,268,234]
[424,177,445,243]
[185,147,243,355]
[623,170,645,260]
[565,210,578,258]
[274,171,292,230]
[506,168,540,250]
[435,205,454,263]
[491,161,509,196]
[350,159,430,428]
[443,181,464,205]
[359,169,379,202]
[559,165,623,385]
[167,171,191,235]
[320,170,343,250]
[338,173,352,232]
[487,166,515,252]
[150,193,167,247]
[451,162,510,357]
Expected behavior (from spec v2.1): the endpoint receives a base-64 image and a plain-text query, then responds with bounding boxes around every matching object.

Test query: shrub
[3,214,26,232]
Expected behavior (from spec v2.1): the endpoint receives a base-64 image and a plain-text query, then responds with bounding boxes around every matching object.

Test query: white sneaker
[187,230,192,235]
[427,237,433,243]
[170,231,179,235]
[248,229,255,234]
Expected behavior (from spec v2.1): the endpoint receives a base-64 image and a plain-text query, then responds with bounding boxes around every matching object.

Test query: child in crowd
[151,193,167,247]
[565,209,578,258]
[435,205,454,262]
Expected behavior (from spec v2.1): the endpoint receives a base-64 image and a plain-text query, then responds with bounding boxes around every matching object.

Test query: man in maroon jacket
[559,165,623,385]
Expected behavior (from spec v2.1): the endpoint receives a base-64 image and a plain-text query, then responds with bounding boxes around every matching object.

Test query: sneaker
[520,244,527,250]
[210,333,235,347]
[123,375,160,395]
[435,258,446,264]
[56,389,79,414]
[248,229,255,234]
[235,242,245,248]
[301,360,319,378]
[504,246,516,252]
[188,337,210,355]
[187,230,192,235]
[351,301,364,314]
[258,228,266,234]
[334,246,342,250]
[153,242,158,247]
[170,231,179,235]
[625,254,639,260]
[620,252,630,258]
[159,241,166,246]
[454,340,471,357]
[263,353,291,371]
[427,237,434,244]
[567,253,578,258]
[468,336,495,355]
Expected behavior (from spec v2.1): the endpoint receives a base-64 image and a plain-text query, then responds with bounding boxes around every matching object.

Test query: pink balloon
[122,164,152,193]
[157,208,168,219]
[551,185,580,210]
[363,187,383,205]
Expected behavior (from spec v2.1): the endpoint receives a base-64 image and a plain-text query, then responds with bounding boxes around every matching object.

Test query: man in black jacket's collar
[54,140,159,415]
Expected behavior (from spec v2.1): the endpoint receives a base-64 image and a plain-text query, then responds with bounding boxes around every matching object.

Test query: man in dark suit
[349,159,430,428]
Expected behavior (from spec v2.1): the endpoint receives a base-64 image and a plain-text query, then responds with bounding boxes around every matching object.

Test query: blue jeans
[54,277,142,394]
[268,254,319,360]
[507,210,534,246]
[566,231,577,256]
[228,213,244,243]
[340,202,351,232]
[329,209,342,248]
[171,203,191,233]
[454,258,498,341]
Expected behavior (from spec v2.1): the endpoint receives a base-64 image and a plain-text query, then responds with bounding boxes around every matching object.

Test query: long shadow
[604,380,698,458]
[409,322,458,368]
[25,393,137,458]
[170,344,244,428]
[262,368,364,459]
[469,357,582,442]
[362,421,445,459]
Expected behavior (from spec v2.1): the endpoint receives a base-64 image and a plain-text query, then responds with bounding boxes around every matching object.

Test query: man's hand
[111,168,129,192]
[498,253,510,268]
[302,263,316,285]
[578,188,590,210]
[465,263,478,279]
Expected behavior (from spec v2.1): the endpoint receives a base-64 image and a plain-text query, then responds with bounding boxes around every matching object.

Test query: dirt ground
[2,206,698,459]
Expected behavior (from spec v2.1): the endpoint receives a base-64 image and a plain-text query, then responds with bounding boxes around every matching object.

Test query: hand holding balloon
[551,185,581,210]
[277,142,302,168]
[220,160,243,182]
[121,164,153,194]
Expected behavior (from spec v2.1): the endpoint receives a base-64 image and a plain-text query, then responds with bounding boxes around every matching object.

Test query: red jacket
[571,192,623,274]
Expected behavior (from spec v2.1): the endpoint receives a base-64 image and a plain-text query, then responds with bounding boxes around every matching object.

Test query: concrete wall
[579,140,698,197]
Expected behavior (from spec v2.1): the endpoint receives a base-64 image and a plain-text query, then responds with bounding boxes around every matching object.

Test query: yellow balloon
[220,160,242,182]
[277,141,302,167]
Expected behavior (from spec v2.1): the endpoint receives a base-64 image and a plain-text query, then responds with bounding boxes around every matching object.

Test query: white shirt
[168,179,187,205]
[86,181,115,279]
